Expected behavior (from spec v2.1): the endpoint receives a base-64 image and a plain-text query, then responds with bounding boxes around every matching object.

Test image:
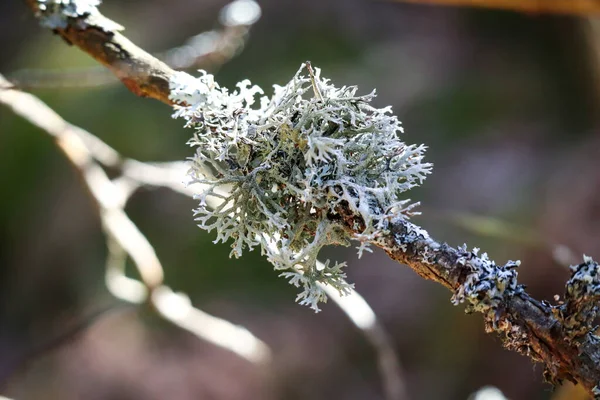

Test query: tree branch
[367,217,600,395]
[0,73,271,365]
[24,0,177,104]
[11,1,259,90]
[22,0,600,396]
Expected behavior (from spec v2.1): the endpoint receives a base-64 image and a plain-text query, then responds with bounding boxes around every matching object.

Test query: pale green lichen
[170,62,432,311]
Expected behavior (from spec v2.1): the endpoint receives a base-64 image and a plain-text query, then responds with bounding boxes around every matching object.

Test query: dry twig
[11,0,260,90]
[0,73,271,365]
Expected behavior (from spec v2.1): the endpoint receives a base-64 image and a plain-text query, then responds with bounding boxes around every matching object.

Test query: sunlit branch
[0,74,271,365]
[12,0,260,90]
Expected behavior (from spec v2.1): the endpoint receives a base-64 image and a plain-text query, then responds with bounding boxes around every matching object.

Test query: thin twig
[104,237,271,364]
[24,0,176,103]
[319,276,409,400]
[0,74,271,365]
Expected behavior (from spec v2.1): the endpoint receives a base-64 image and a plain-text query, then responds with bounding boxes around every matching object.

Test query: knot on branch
[556,256,600,341]
[451,246,522,321]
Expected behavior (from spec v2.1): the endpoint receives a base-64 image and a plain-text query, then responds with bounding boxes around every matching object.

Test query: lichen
[451,245,521,320]
[557,255,600,340]
[169,62,432,311]
[389,218,431,253]
[36,0,101,29]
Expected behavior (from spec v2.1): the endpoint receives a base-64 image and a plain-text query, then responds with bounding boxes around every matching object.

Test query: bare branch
[0,74,271,365]
[104,237,271,364]
[24,0,177,104]
[161,0,260,71]
[12,0,260,90]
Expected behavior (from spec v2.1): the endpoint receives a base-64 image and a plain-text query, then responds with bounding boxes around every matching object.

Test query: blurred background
[1,0,600,399]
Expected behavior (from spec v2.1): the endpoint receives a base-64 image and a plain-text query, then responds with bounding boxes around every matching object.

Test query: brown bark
[24,0,177,104]
[380,219,600,394]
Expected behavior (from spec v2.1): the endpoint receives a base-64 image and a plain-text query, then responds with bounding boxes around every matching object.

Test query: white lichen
[451,245,520,318]
[559,255,600,339]
[170,62,432,311]
[567,255,600,297]
[36,0,101,29]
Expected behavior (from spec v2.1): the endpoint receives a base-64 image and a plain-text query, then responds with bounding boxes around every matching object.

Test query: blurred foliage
[394,0,600,15]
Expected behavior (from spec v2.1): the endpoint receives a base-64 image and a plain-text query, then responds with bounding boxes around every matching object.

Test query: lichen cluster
[36,0,100,28]
[451,246,521,318]
[558,256,600,340]
[170,62,432,310]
